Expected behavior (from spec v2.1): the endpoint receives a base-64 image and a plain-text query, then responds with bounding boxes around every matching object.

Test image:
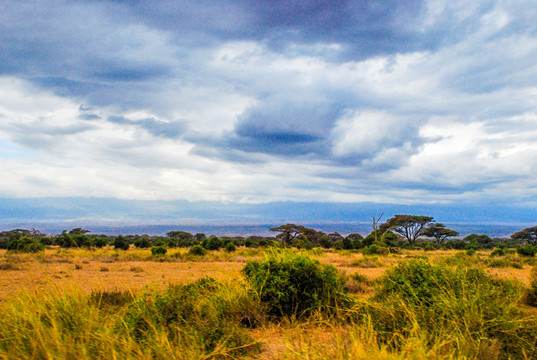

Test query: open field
[0,247,534,299]
[1,247,537,359]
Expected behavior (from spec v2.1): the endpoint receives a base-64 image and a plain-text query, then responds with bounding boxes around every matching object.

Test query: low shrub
[224,242,236,252]
[113,235,130,250]
[6,236,44,253]
[369,260,535,358]
[133,238,151,248]
[151,246,167,256]
[123,278,262,356]
[92,237,108,248]
[517,245,537,257]
[202,236,223,250]
[465,248,476,256]
[242,251,350,319]
[189,244,207,256]
[490,248,505,257]
[362,244,389,255]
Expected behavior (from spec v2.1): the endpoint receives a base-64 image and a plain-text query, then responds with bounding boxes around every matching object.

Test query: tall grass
[0,280,263,359]
[364,259,537,359]
[1,252,537,359]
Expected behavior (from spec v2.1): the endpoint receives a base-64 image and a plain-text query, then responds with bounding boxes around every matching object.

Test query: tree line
[1,215,537,255]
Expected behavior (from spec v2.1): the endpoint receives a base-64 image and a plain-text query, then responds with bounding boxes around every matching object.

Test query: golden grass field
[0,247,533,299]
[1,246,536,360]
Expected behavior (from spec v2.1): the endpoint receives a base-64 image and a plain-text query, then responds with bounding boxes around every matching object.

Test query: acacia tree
[422,223,459,244]
[383,215,433,245]
[270,224,309,247]
[511,226,537,246]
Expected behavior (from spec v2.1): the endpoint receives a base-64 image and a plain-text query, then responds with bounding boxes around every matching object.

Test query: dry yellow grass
[0,247,534,299]
[0,248,245,298]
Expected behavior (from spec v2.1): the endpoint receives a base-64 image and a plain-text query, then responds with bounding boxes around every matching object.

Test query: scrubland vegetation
[1,218,537,359]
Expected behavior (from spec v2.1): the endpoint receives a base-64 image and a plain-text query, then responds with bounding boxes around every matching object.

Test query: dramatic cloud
[0,0,537,211]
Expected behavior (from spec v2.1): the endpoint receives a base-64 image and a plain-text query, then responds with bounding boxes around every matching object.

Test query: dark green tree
[383,215,433,245]
[511,226,537,246]
[464,234,493,249]
[113,235,130,250]
[422,223,459,244]
[68,228,90,235]
[270,224,309,247]
[202,236,223,250]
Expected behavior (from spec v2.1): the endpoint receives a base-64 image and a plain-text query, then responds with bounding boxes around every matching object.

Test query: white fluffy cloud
[1,0,537,208]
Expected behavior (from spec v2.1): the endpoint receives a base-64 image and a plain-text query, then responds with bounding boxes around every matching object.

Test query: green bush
[6,236,44,253]
[517,245,537,257]
[71,234,91,247]
[189,244,207,256]
[151,246,167,256]
[123,278,261,356]
[133,238,151,248]
[113,235,130,250]
[202,236,223,250]
[92,237,108,248]
[490,248,505,257]
[370,260,535,358]
[242,251,350,318]
[295,239,314,250]
[224,242,236,252]
[55,233,78,248]
[362,244,389,255]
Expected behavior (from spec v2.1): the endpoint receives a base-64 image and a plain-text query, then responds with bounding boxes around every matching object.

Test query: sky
[1,0,537,225]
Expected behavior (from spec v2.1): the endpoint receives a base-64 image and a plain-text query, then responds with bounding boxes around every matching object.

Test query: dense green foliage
[6,236,44,253]
[242,251,349,318]
[113,235,130,250]
[151,246,167,256]
[188,244,207,256]
[123,278,261,356]
[511,226,537,246]
[369,260,536,358]
[517,245,537,257]
[224,242,236,252]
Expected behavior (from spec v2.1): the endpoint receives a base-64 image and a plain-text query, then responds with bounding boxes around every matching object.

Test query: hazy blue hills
[0,198,534,237]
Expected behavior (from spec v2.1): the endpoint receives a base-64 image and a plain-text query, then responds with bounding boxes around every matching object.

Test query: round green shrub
[362,244,389,255]
[113,235,130,250]
[93,237,108,248]
[151,246,167,256]
[202,236,223,250]
[242,251,349,318]
[224,242,236,252]
[189,244,207,256]
[6,236,44,253]
[134,238,151,248]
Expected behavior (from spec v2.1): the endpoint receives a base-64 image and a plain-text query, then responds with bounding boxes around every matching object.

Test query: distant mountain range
[0,197,534,237]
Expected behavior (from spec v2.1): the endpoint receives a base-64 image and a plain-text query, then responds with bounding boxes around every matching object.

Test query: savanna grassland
[1,246,537,360]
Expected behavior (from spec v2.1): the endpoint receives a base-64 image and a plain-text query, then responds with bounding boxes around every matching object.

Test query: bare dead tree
[371,212,384,243]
